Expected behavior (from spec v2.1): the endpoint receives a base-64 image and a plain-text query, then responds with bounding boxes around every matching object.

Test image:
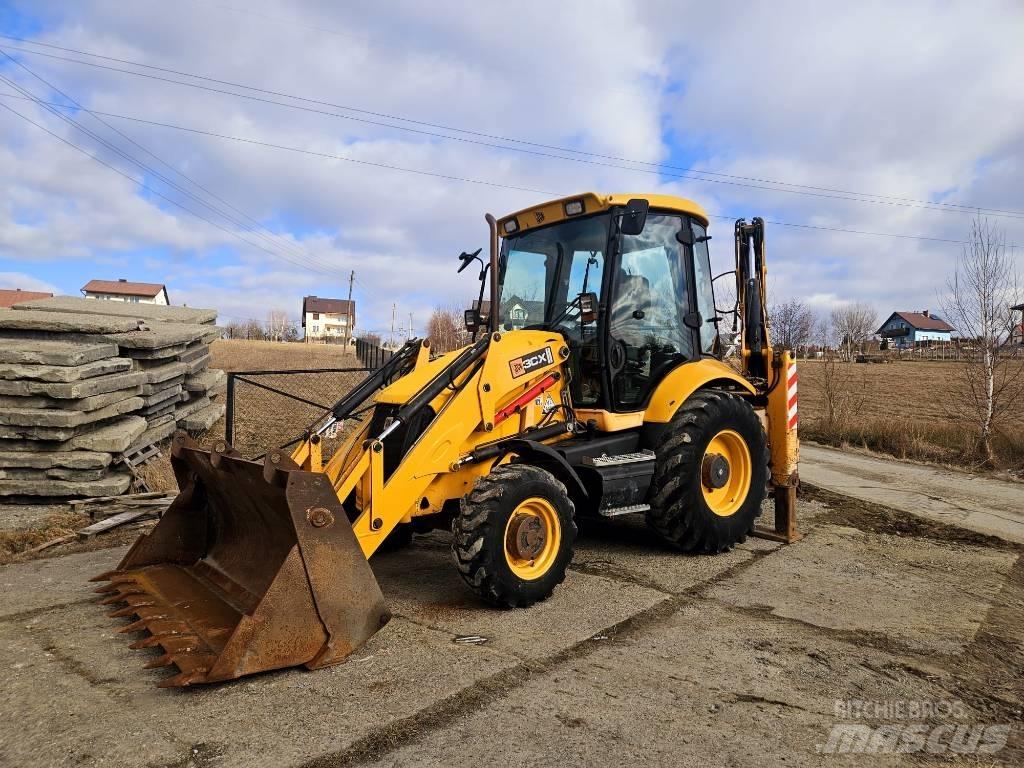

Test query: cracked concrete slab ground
[0,493,1021,768]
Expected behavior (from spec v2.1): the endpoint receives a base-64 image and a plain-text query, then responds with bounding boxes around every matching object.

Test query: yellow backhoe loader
[94,192,800,687]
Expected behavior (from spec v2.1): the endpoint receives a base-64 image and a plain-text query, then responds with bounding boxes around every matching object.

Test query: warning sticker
[509,346,554,379]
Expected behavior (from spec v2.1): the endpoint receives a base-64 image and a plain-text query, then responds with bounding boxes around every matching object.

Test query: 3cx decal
[509,347,553,378]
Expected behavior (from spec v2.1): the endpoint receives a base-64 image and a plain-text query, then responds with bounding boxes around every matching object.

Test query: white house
[876,310,955,349]
[302,296,355,342]
[81,279,169,305]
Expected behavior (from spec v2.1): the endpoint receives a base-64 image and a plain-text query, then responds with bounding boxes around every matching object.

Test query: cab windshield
[496,214,609,334]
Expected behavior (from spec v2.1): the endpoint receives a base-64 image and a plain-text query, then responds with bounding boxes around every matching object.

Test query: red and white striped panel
[786,361,799,430]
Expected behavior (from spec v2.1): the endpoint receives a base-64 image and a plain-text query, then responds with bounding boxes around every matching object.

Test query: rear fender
[644,359,755,424]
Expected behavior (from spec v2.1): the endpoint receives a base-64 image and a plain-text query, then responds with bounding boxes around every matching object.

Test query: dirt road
[800,443,1024,544]
[1,483,1021,767]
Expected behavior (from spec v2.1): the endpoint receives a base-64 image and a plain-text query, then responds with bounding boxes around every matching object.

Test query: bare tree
[243,318,265,341]
[769,298,815,353]
[940,218,1024,465]
[428,304,469,353]
[831,302,877,360]
[814,315,864,436]
[265,309,290,342]
[224,321,245,340]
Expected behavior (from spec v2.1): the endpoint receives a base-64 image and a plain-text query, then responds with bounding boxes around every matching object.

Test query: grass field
[210,340,1022,471]
[797,358,1024,471]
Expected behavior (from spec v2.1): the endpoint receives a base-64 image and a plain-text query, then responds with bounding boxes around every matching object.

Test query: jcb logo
[509,347,553,378]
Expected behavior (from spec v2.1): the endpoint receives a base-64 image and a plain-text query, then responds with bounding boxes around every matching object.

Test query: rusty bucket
[93,432,389,688]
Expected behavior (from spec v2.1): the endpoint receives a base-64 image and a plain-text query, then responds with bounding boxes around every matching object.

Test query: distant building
[302,296,355,342]
[81,279,169,304]
[876,310,955,349]
[1011,303,1024,346]
[0,288,53,308]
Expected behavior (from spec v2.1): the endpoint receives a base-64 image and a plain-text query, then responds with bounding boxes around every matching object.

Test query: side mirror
[457,247,482,273]
[619,198,649,236]
[464,308,480,332]
[579,292,599,324]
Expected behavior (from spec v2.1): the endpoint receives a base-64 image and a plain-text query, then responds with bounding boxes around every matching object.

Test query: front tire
[646,390,768,553]
[452,464,577,608]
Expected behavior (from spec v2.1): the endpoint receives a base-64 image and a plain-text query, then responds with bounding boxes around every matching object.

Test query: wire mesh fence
[225,367,371,460]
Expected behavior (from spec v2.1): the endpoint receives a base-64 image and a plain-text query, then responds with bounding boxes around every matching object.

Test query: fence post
[225,373,236,444]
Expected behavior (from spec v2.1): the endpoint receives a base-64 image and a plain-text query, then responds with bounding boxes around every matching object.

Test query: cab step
[582,450,656,467]
[598,503,651,518]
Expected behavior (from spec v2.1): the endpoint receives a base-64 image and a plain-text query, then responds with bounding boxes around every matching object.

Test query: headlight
[503,218,519,234]
[563,199,585,216]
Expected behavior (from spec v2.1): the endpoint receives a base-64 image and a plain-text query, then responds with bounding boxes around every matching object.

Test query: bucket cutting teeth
[91,432,390,688]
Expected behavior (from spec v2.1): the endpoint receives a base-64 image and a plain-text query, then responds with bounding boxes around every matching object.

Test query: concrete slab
[140,360,188,384]
[175,343,207,364]
[139,383,182,408]
[0,396,143,429]
[102,323,221,350]
[120,342,188,360]
[0,370,147,399]
[14,295,217,324]
[141,375,184,395]
[0,450,112,470]
[0,385,143,412]
[185,367,225,393]
[0,416,147,454]
[0,309,141,334]
[0,356,131,383]
[372,541,669,659]
[705,525,1017,654]
[178,402,225,431]
[0,469,131,497]
[801,443,1024,544]
[175,394,210,420]
[0,466,107,482]
[366,600,966,768]
[124,419,176,454]
[0,546,129,618]
[573,513,756,594]
[185,352,212,374]
[0,337,118,366]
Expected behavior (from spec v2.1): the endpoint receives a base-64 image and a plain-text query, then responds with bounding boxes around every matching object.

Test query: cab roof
[497,193,709,236]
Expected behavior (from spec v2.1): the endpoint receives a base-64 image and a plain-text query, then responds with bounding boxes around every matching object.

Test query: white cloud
[0,271,58,293]
[1,0,1021,333]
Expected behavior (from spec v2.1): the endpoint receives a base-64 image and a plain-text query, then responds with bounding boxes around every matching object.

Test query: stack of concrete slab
[0,298,225,499]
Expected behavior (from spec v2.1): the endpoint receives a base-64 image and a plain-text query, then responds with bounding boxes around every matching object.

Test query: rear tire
[646,390,768,553]
[452,464,576,608]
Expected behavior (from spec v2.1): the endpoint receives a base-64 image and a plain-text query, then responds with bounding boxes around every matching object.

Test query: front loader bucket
[92,432,390,688]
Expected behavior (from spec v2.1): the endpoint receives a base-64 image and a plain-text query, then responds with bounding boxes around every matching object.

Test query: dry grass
[0,510,87,564]
[211,338,356,373]
[798,359,1024,472]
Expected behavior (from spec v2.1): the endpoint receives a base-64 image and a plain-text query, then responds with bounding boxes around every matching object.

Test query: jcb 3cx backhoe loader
[94,193,800,687]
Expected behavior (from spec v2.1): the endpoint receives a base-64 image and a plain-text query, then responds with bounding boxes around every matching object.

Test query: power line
[0,98,343,276]
[1,35,1021,221]
[0,49,342,276]
[2,91,1011,249]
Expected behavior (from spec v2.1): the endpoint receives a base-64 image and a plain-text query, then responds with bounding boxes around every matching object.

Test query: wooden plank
[69,491,168,507]
[23,533,77,555]
[77,508,156,538]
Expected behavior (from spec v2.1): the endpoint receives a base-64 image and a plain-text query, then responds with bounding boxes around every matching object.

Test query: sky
[0,0,1022,337]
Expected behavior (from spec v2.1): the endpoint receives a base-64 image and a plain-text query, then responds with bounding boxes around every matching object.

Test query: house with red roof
[877,310,955,349]
[81,278,169,305]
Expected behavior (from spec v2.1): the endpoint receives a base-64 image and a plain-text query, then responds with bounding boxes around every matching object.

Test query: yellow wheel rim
[700,429,752,517]
[503,497,561,580]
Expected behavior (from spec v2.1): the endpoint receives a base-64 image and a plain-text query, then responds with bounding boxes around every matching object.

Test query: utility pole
[408,312,414,340]
[390,303,397,348]
[343,270,354,355]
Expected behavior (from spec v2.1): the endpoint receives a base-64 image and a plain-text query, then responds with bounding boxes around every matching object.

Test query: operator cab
[492,193,720,416]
